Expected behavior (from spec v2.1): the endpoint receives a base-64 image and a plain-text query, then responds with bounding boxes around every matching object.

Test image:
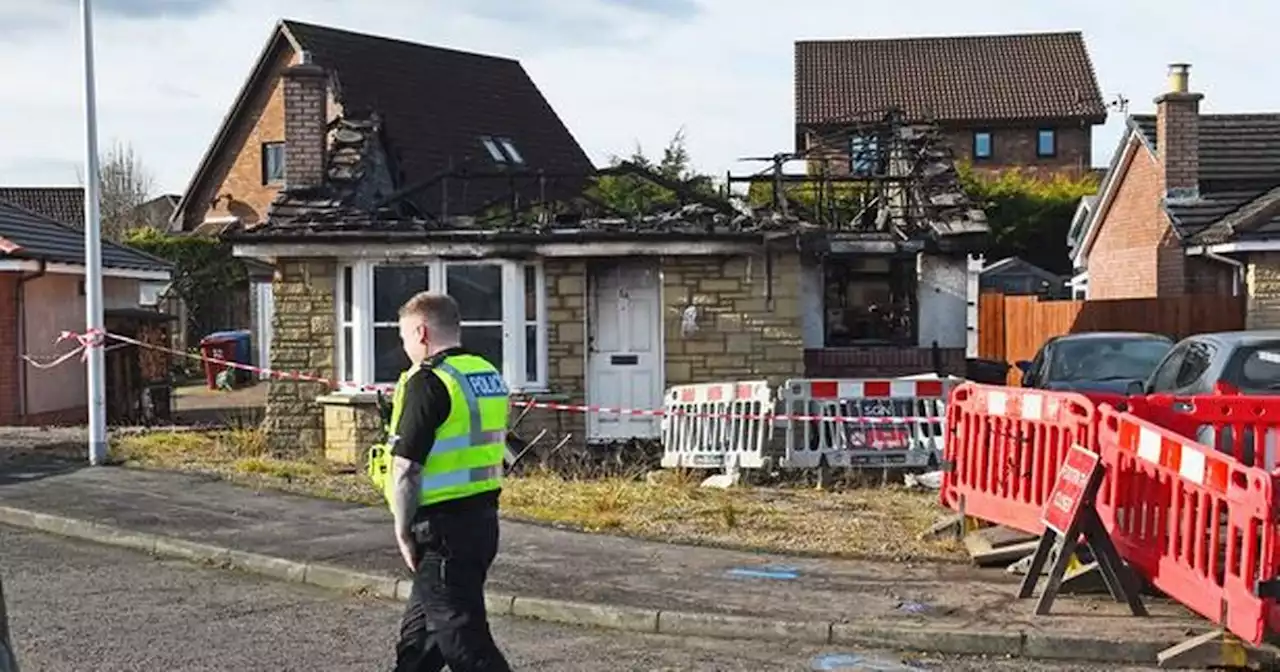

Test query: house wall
[21,274,140,419]
[1084,145,1179,299]
[263,258,336,455]
[0,273,18,424]
[942,123,1092,175]
[661,253,806,386]
[805,123,1093,176]
[191,46,343,229]
[1246,252,1280,329]
[916,254,968,349]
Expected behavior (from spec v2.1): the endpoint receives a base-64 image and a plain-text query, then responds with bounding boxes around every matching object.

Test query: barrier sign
[1042,444,1098,534]
[1017,444,1147,618]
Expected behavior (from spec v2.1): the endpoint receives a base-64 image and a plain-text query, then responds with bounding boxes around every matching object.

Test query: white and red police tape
[38,329,948,426]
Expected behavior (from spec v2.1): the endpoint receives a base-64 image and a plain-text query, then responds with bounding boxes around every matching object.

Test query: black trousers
[394,505,511,672]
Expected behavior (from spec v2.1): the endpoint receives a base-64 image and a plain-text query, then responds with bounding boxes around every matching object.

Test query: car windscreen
[1048,338,1173,382]
[1233,343,1280,391]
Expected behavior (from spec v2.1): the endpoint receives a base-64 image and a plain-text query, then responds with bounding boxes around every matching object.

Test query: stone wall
[1247,252,1280,330]
[509,258,588,451]
[661,253,806,386]
[318,393,382,464]
[263,258,336,455]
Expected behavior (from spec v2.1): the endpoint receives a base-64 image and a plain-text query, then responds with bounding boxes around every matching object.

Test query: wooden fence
[979,292,1246,384]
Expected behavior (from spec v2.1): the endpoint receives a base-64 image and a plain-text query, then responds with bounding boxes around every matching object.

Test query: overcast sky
[0,0,1277,195]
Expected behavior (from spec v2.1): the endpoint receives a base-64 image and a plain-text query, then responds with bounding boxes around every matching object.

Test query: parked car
[1015,332,1175,395]
[1130,331,1280,396]
[1131,331,1280,469]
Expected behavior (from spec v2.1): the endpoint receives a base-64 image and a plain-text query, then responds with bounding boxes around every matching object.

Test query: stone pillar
[262,258,336,455]
[318,392,383,464]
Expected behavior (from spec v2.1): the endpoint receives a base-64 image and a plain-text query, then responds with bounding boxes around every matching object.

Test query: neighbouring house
[168,18,594,379]
[1073,63,1280,327]
[979,257,1068,297]
[0,187,85,228]
[0,199,173,425]
[794,30,1108,176]
[218,39,989,458]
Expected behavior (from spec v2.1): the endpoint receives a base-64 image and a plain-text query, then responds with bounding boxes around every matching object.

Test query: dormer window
[479,135,525,165]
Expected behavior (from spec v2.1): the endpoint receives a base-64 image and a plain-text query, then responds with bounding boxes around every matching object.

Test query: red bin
[199,337,237,390]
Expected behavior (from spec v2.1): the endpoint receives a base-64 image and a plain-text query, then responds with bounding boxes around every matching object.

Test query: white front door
[587,261,663,441]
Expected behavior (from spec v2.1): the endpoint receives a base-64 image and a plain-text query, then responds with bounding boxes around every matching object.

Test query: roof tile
[0,187,85,228]
[0,199,171,272]
[795,31,1107,126]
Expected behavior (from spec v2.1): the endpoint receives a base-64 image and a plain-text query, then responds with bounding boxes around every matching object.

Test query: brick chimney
[1155,63,1204,200]
[282,52,328,189]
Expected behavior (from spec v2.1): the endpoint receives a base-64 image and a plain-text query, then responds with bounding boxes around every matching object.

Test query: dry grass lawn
[108,430,965,563]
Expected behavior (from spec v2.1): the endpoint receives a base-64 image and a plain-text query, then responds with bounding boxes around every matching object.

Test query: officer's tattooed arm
[389,456,421,538]
[389,368,448,539]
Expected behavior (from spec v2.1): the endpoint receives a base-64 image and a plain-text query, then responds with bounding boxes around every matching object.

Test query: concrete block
[657,611,831,644]
[511,597,658,633]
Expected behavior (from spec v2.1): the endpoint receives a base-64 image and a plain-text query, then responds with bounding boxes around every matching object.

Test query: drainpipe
[1188,246,1243,296]
[15,261,47,420]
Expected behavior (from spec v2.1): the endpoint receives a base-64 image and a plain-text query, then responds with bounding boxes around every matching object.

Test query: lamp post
[80,0,107,465]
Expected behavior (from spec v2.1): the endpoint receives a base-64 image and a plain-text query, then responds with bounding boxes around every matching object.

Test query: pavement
[0,451,1220,667]
[3,525,1155,671]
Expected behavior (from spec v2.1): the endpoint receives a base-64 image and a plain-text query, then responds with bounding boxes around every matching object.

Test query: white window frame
[335,258,547,393]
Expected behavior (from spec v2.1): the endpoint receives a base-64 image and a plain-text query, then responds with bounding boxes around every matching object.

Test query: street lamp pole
[80,0,107,465]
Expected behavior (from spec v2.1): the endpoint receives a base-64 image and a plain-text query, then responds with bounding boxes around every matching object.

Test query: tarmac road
[1,524,1159,671]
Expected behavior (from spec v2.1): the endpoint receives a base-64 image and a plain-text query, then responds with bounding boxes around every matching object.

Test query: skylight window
[480,136,506,163]
[478,135,525,166]
[497,137,524,165]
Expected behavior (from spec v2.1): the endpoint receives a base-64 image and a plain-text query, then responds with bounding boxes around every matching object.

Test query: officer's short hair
[399,292,461,339]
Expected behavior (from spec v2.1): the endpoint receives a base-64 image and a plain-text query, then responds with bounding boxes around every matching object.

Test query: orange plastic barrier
[1096,405,1277,646]
[1127,394,1280,469]
[941,383,1100,535]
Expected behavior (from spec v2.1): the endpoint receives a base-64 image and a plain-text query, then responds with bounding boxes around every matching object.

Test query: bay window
[337,259,547,391]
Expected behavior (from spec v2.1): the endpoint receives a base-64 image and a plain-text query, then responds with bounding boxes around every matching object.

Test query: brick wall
[193,45,298,228]
[1246,253,1280,329]
[1086,143,1175,299]
[263,259,336,455]
[282,62,328,188]
[661,253,806,385]
[943,124,1092,175]
[804,123,1092,177]
[1156,92,1203,195]
[0,273,16,424]
[804,346,966,378]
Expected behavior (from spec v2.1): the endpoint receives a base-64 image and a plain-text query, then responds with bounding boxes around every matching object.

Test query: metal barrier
[660,380,774,470]
[1096,404,1276,646]
[940,383,1098,535]
[779,376,961,469]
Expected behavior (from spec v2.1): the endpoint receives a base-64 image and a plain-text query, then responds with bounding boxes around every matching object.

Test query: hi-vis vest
[366,353,507,508]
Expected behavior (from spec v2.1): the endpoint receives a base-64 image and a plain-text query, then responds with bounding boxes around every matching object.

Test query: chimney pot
[1168,63,1191,94]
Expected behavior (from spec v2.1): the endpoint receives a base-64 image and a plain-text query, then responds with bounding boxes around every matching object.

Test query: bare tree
[97,140,155,240]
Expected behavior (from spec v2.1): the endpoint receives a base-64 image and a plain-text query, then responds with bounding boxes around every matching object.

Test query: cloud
[599,0,700,20]
[59,0,230,19]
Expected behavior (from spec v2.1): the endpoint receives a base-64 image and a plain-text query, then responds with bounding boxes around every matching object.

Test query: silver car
[1132,331,1280,469]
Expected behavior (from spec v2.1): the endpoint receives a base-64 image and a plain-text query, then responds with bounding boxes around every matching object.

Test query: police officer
[384,291,512,672]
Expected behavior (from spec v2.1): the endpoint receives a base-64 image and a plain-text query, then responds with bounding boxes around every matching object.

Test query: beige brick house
[197,21,988,459]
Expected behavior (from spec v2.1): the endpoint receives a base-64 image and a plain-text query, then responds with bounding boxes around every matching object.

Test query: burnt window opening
[822,256,917,346]
[849,133,881,177]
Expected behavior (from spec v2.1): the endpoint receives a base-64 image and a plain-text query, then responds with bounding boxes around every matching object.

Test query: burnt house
[225,78,989,458]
